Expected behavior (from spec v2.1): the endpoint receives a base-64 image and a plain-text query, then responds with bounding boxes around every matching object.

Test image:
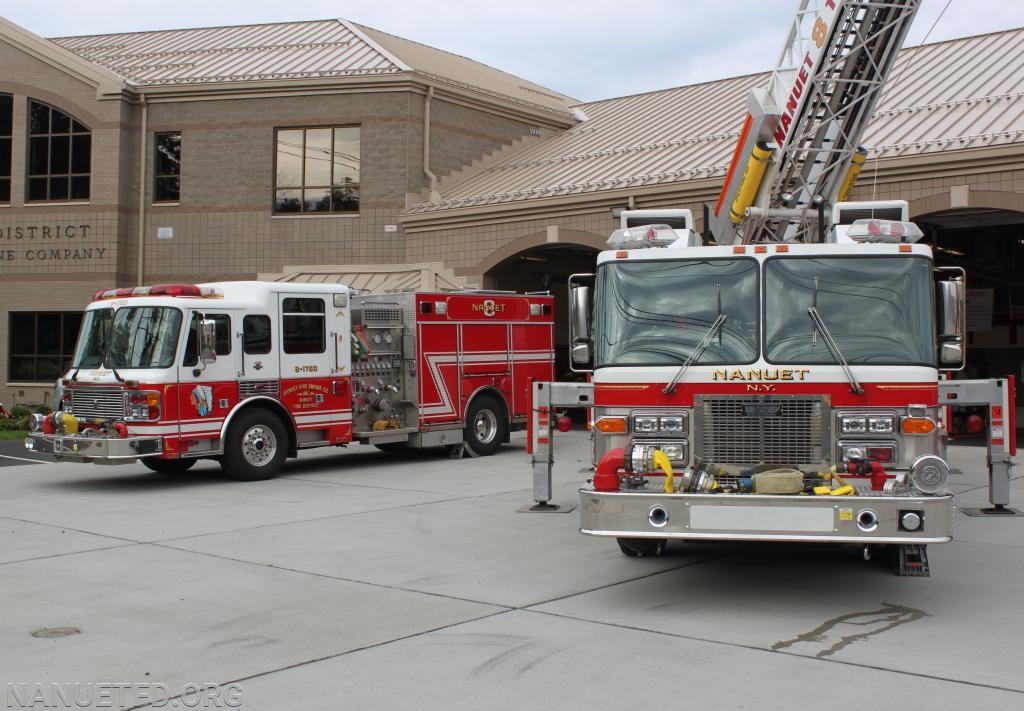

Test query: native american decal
[190,384,213,416]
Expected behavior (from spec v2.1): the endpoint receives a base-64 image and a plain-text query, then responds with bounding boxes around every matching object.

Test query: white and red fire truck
[27,282,554,480]
[530,0,971,574]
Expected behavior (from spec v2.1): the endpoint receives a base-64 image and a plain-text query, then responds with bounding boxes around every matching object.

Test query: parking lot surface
[1,431,1022,710]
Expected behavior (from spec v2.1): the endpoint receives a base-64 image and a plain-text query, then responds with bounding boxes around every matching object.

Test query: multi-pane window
[0,93,11,203]
[274,126,359,214]
[154,132,181,202]
[28,100,91,202]
[8,312,83,382]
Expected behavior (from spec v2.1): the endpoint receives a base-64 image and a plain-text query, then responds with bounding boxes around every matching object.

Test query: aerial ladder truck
[530,0,986,575]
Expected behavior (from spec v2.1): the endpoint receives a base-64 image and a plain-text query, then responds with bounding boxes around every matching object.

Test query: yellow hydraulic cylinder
[837,147,868,202]
[730,142,773,223]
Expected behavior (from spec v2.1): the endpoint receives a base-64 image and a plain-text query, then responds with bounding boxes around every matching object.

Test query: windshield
[764,256,934,365]
[594,259,758,366]
[100,307,183,369]
[72,308,114,368]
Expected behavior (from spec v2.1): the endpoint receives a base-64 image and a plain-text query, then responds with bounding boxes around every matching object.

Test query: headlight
[125,390,161,422]
[839,413,895,435]
[632,411,688,435]
[840,443,896,464]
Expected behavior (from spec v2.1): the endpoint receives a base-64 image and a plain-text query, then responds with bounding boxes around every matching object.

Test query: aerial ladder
[709,0,920,244]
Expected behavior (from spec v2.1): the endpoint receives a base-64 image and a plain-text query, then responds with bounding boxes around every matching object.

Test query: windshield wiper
[99,330,125,383]
[663,293,729,397]
[807,306,863,394]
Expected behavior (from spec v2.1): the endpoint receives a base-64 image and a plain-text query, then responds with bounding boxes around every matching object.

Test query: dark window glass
[243,315,271,355]
[282,298,325,354]
[0,94,10,203]
[7,312,83,382]
[154,132,181,202]
[274,126,359,214]
[0,93,12,135]
[27,100,90,202]
[29,102,49,134]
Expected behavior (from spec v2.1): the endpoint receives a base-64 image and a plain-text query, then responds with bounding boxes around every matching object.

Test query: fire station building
[1,16,1022,424]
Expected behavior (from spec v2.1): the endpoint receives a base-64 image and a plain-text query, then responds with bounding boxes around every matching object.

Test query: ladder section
[711,1,920,245]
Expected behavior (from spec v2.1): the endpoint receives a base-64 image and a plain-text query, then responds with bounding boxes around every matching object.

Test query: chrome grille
[695,395,829,468]
[239,380,280,399]
[69,387,124,419]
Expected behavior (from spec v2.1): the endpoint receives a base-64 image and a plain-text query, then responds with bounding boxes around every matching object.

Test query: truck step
[895,544,930,577]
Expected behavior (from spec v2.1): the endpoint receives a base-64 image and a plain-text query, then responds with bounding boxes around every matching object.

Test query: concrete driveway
[1,431,1021,710]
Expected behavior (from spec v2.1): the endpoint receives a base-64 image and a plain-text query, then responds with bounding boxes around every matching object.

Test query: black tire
[463,394,507,457]
[141,457,197,475]
[221,409,288,481]
[617,538,668,558]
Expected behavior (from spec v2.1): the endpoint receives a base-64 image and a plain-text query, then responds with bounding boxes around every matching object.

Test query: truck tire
[463,394,507,457]
[617,538,667,558]
[141,458,197,475]
[221,409,288,481]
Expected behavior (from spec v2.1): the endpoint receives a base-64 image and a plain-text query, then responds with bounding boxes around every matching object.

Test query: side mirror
[937,280,964,337]
[570,341,592,367]
[939,341,963,367]
[935,270,965,371]
[200,319,217,364]
[568,275,594,372]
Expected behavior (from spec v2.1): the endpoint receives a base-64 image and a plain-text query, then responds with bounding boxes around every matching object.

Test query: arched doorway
[486,243,600,380]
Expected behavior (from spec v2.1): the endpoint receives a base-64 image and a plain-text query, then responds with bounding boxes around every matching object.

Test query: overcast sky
[5,1,1024,102]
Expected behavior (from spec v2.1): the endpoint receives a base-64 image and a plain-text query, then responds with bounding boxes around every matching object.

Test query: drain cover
[32,627,80,638]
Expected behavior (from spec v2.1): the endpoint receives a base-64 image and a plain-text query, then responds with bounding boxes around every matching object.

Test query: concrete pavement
[1,432,1021,710]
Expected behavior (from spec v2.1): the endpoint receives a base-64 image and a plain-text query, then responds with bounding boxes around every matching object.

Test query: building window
[154,132,181,202]
[27,100,91,202]
[8,312,83,382]
[0,93,11,203]
[274,126,359,214]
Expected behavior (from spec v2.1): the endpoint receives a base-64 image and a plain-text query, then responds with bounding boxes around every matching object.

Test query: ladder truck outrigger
[531,0,972,575]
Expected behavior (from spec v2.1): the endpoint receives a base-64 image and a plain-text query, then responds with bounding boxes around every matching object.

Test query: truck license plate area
[690,505,833,532]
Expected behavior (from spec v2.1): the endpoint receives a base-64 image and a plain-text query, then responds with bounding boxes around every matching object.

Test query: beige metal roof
[406,28,1024,215]
[261,263,471,292]
[51,20,400,85]
[49,19,577,117]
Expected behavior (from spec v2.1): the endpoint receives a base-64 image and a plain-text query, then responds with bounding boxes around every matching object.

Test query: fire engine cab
[27,281,554,480]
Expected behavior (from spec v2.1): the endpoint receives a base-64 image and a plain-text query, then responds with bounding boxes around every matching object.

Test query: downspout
[423,87,440,201]
[137,93,147,286]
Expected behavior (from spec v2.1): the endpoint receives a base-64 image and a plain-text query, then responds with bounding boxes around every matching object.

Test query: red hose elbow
[594,448,625,491]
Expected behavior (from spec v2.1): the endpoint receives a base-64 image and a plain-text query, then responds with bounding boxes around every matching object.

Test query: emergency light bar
[607,224,678,250]
[92,284,224,301]
[845,219,924,244]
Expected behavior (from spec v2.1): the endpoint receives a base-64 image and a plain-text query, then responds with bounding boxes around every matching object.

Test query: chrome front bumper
[26,432,163,464]
[579,487,954,544]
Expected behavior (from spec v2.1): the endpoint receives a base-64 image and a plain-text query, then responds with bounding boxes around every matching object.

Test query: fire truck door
[277,293,351,435]
[176,310,238,449]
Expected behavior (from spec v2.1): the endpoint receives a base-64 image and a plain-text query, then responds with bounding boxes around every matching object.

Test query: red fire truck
[530,0,970,575]
[26,282,554,480]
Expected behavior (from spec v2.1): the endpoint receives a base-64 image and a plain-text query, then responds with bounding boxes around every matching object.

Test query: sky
[4,0,1024,103]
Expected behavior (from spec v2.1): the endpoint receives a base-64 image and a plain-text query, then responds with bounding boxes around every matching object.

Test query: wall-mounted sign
[157,227,174,240]
[0,223,103,263]
[384,224,398,233]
